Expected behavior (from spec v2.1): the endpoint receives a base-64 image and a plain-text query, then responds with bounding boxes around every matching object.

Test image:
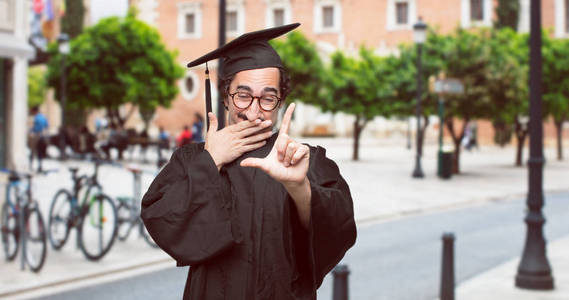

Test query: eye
[261,95,278,102]
[236,92,252,99]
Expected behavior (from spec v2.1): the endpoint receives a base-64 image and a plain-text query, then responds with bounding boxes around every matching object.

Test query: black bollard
[332,264,350,300]
[440,232,455,300]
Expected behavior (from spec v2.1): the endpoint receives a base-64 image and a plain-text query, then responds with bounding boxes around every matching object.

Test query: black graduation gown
[141,133,356,300]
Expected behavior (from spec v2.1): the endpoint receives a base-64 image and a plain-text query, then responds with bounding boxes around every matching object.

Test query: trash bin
[439,150,453,179]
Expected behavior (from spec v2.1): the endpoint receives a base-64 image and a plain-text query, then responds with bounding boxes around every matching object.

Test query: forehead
[231,67,280,89]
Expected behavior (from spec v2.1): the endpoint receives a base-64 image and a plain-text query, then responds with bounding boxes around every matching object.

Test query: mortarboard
[187,23,301,130]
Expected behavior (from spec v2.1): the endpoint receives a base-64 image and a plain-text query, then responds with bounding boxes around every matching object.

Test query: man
[141,23,356,300]
[28,106,49,171]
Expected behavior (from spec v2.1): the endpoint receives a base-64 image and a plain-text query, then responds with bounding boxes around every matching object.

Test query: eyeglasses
[229,91,281,112]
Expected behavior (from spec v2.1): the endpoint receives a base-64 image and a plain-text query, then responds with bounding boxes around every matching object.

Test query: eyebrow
[236,85,279,95]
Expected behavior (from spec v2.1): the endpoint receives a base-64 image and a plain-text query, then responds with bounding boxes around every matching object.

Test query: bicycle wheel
[139,219,159,248]
[1,202,19,261]
[47,189,73,250]
[78,193,118,261]
[116,200,134,242]
[24,205,47,272]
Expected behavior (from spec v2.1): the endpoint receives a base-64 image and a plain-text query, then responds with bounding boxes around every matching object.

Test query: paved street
[1,137,568,299]
[23,192,569,300]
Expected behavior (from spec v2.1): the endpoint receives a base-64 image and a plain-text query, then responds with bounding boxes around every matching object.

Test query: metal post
[440,233,455,300]
[437,96,444,177]
[217,0,226,130]
[407,117,411,149]
[515,0,554,290]
[59,54,67,160]
[332,264,350,300]
[412,43,424,178]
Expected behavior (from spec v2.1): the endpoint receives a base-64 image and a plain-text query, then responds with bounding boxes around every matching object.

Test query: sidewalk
[1,138,568,299]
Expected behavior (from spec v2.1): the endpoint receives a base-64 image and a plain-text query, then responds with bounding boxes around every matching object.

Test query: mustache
[237,112,265,122]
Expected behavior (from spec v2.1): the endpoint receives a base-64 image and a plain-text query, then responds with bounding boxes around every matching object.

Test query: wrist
[283,176,310,192]
[205,148,224,171]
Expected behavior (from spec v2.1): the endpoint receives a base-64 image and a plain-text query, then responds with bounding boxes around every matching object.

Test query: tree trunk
[352,115,367,161]
[554,120,564,161]
[445,118,469,174]
[514,119,529,166]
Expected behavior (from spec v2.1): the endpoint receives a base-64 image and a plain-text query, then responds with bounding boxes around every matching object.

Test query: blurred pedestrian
[28,106,49,172]
[191,113,204,143]
[464,122,478,151]
[176,125,192,148]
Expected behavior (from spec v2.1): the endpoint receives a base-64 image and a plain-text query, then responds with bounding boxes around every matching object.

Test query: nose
[245,98,263,121]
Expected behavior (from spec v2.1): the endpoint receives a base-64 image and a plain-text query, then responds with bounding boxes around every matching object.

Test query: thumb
[207,112,218,133]
[240,157,266,171]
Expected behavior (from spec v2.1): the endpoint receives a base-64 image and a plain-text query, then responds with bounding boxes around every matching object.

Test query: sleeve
[290,145,357,289]
[141,144,240,266]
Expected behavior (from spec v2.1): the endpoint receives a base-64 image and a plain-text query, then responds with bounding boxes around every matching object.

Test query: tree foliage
[271,32,326,105]
[543,34,569,160]
[46,10,184,128]
[28,66,47,110]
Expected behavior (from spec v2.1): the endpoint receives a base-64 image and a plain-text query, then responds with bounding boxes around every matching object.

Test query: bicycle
[47,160,118,261]
[1,169,48,272]
[116,165,158,248]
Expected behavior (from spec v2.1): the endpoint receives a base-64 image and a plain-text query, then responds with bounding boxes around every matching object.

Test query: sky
[90,0,128,24]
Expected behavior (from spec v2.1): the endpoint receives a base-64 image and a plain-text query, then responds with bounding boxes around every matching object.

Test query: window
[396,2,409,25]
[180,71,199,101]
[226,11,237,32]
[461,0,491,28]
[177,2,202,39]
[185,13,195,34]
[322,6,334,28]
[313,0,341,33]
[273,9,285,27]
[386,0,416,31]
[265,1,292,28]
[226,2,245,37]
[470,0,484,21]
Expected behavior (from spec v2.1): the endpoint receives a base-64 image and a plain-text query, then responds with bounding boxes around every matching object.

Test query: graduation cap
[187,23,301,130]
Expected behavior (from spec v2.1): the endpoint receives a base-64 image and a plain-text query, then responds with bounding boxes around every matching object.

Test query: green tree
[395,30,449,157]
[323,47,397,160]
[61,0,85,39]
[543,35,569,160]
[438,28,491,173]
[46,10,184,128]
[485,28,529,166]
[271,31,325,105]
[494,0,520,30]
[28,66,47,110]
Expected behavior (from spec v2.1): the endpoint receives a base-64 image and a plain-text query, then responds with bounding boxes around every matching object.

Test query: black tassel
[205,62,212,131]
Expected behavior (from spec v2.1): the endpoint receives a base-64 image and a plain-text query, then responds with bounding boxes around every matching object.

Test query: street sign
[434,79,464,95]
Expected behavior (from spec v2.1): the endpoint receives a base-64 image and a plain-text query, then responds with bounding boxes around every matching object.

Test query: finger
[241,140,267,153]
[235,118,262,132]
[239,120,272,138]
[240,157,269,173]
[242,130,273,145]
[283,142,298,167]
[279,103,296,136]
[276,135,290,162]
[290,145,309,165]
[208,112,218,133]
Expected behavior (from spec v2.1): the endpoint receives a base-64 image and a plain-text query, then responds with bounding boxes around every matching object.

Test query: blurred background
[0,0,568,299]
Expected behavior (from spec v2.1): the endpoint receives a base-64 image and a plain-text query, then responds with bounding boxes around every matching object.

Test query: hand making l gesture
[240,103,309,186]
